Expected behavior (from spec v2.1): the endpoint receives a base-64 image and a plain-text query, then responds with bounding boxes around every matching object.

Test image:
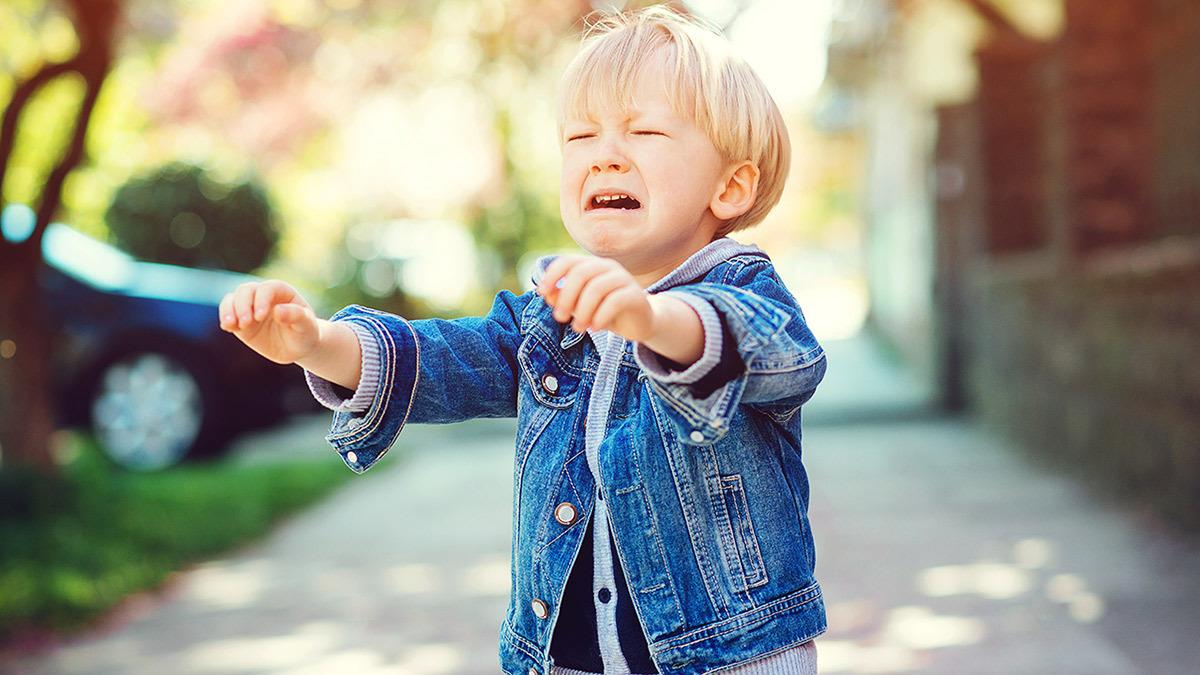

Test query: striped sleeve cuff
[303,321,383,413]
[634,291,723,385]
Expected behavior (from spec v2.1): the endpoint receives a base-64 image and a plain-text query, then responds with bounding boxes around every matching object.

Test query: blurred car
[31,219,322,470]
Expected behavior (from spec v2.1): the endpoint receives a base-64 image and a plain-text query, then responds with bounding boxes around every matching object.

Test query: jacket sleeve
[633,258,826,446]
[302,289,532,473]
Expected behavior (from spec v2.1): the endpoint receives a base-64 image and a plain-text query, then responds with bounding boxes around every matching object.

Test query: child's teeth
[590,193,639,209]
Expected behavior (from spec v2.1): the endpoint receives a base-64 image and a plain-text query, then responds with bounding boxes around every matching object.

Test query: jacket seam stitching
[717,256,759,285]
[635,486,686,624]
[749,346,826,373]
[563,462,585,504]
[607,488,687,638]
[513,404,556,584]
[533,402,586,558]
[538,516,579,553]
[505,624,542,662]
[654,583,822,652]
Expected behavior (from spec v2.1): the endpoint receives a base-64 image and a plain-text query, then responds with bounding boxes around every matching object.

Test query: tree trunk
[0,0,119,472]
[0,244,57,471]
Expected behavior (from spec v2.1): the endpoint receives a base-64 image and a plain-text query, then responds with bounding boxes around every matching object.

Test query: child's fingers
[552,259,610,323]
[273,303,294,323]
[219,293,235,330]
[253,280,289,321]
[538,255,585,298]
[232,282,260,329]
[274,303,311,327]
[570,270,628,332]
[589,286,639,332]
[252,283,273,321]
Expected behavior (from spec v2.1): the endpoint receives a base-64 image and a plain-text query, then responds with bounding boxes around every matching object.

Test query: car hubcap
[91,353,203,470]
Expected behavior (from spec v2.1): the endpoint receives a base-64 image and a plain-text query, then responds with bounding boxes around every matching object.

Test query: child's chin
[578,228,634,258]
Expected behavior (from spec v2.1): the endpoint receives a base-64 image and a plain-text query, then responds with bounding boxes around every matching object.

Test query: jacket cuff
[303,321,382,413]
[634,291,722,385]
[321,306,421,474]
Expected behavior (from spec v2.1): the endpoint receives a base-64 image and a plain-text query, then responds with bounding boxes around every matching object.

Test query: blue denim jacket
[308,239,828,674]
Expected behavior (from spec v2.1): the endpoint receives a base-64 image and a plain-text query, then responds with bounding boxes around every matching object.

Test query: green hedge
[0,433,352,640]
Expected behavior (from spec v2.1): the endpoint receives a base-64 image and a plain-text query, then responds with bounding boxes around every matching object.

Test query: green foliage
[1,74,85,210]
[0,432,353,640]
[470,181,568,292]
[104,163,280,273]
[468,108,573,292]
[322,253,442,320]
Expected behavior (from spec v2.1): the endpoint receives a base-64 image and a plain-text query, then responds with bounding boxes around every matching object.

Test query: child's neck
[628,240,722,288]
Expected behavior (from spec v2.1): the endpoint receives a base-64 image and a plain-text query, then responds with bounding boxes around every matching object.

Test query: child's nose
[589,133,630,174]
[590,158,629,175]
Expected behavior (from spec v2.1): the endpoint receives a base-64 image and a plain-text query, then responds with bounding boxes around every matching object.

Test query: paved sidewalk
[6,334,1200,673]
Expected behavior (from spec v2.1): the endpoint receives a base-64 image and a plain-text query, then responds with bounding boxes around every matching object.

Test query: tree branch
[0,58,80,210]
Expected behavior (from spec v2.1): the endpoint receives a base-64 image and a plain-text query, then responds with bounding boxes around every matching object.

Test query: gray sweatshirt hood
[530,237,766,294]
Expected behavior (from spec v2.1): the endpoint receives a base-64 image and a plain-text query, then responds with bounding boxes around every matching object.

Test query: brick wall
[934,0,1200,530]
[1061,0,1156,252]
[964,252,1200,529]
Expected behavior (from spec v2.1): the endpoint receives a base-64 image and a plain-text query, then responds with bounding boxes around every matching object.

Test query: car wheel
[89,351,215,471]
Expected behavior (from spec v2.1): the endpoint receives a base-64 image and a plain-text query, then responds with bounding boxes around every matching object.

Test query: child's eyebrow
[559,101,682,134]
[565,109,674,126]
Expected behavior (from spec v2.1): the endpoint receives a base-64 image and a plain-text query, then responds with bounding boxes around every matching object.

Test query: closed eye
[566,133,594,142]
[632,130,666,136]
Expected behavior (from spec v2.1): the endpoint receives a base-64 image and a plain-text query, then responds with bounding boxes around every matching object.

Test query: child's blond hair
[557,4,791,235]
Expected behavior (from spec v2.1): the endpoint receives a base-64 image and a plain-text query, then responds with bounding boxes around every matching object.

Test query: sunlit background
[1,0,863,337]
[3,0,1200,673]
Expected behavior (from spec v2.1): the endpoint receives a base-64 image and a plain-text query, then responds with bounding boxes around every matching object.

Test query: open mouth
[587,193,642,211]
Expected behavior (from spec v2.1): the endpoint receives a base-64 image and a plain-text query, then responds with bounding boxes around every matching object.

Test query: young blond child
[220,7,827,674]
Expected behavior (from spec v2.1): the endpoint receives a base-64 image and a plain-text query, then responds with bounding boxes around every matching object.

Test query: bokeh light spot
[169,211,207,249]
[1,203,36,243]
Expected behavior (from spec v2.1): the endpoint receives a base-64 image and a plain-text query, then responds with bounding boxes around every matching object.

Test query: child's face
[559,53,731,280]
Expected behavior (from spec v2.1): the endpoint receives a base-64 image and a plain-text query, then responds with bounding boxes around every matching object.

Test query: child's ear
[710,161,760,221]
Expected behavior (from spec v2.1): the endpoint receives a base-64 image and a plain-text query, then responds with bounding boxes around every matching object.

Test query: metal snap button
[554,502,577,525]
[528,669,538,675]
[541,374,559,394]
[346,451,358,463]
[689,430,705,443]
[531,598,549,619]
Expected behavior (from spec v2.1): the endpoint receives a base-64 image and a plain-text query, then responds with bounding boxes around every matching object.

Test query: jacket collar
[530,237,767,350]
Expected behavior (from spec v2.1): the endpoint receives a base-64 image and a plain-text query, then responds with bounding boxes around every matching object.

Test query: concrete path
[6,334,1200,674]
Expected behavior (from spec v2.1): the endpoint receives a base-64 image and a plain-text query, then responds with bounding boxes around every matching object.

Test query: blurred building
[826,0,1200,529]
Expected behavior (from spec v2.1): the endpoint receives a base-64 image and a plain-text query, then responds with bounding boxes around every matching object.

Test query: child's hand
[218,280,322,365]
[536,255,656,342]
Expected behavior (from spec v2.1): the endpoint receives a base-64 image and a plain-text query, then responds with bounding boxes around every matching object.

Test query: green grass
[0,432,353,641]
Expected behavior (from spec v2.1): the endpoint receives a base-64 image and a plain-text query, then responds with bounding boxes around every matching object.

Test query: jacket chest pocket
[517,333,583,409]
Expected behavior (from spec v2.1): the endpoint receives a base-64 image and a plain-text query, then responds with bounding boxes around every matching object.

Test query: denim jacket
[306,238,828,674]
